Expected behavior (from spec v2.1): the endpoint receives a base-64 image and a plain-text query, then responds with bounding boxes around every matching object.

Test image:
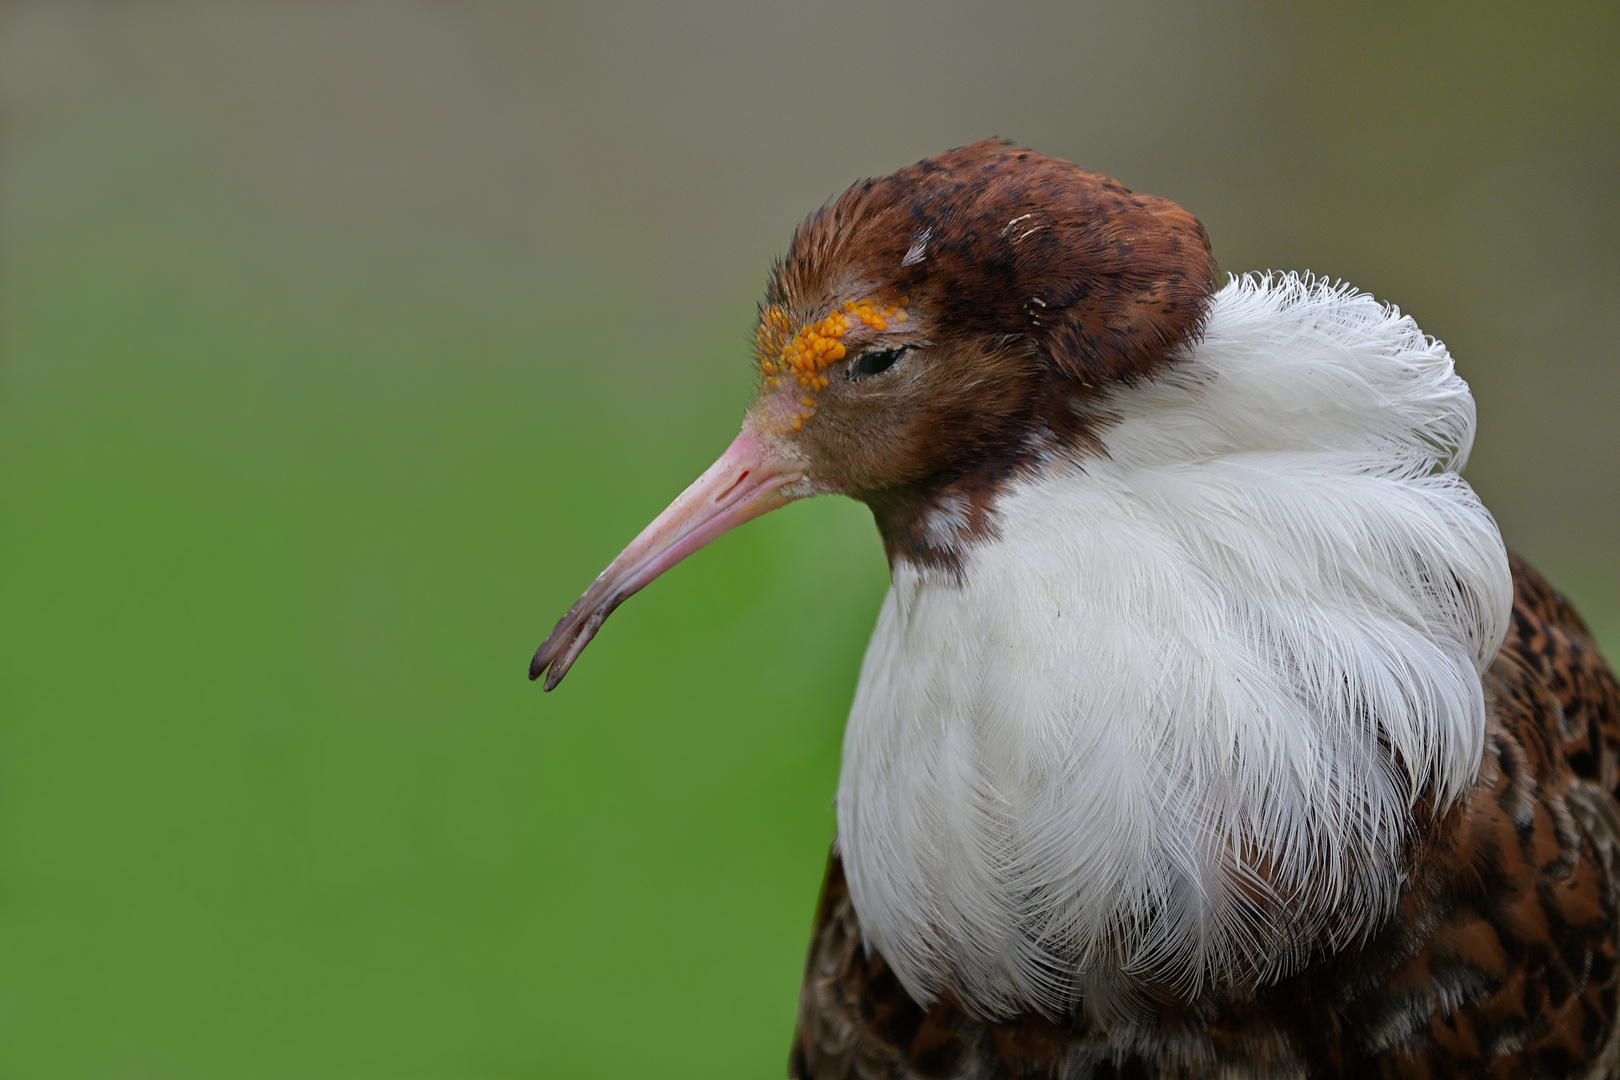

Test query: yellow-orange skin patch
[756,298,907,428]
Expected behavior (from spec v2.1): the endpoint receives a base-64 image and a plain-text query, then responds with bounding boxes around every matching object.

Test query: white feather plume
[836,273,1514,1019]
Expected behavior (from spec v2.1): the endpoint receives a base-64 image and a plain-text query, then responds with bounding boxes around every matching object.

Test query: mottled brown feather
[791,556,1620,1079]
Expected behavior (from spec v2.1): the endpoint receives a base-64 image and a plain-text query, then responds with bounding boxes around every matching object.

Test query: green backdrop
[1,3,1616,1077]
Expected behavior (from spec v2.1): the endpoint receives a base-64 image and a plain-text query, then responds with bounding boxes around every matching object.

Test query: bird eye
[849,347,906,381]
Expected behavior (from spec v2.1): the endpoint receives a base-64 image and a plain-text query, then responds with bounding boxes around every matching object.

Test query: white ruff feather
[836,273,1513,1019]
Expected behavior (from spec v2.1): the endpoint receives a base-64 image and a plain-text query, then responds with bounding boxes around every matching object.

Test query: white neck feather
[836,273,1513,1019]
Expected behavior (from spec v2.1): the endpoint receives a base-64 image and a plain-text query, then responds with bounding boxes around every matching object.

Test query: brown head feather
[750,140,1219,571]
[764,138,1217,388]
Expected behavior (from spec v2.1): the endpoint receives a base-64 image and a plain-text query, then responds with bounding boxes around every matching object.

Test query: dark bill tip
[525,426,803,692]
[528,601,611,690]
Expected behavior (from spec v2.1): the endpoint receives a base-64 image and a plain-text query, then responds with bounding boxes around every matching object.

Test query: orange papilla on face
[755,298,907,427]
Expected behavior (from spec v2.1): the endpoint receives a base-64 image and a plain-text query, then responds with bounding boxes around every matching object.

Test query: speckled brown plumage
[791,556,1620,1079]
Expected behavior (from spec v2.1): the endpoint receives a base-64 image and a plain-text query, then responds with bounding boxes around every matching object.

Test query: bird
[529,139,1620,1078]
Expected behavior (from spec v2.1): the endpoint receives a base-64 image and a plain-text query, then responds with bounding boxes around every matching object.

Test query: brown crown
[763,138,1217,388]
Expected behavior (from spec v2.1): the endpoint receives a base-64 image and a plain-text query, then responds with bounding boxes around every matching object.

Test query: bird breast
[834,273,1515,1020]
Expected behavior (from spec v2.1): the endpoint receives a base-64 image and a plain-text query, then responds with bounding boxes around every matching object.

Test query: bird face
[531,139,1218,688]
[750,291,1044,499]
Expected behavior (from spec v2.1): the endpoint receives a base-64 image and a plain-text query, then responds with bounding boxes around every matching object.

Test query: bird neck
[835,273,1514,1020]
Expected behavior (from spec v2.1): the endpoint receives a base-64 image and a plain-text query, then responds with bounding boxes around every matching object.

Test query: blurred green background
[0,2,1616,1077]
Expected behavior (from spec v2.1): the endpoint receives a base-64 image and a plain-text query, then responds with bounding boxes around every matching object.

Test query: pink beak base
[530,427,803,690]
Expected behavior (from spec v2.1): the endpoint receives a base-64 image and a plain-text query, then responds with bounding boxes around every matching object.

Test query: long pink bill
[530,427,804,690]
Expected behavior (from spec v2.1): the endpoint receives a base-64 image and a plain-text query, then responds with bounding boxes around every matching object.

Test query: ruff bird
[531,140,1620,1078]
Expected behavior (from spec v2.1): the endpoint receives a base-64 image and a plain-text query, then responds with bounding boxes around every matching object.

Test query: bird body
[838,273,1511,1021]
[794,553,1620,1078]
[530,141,1620,1077]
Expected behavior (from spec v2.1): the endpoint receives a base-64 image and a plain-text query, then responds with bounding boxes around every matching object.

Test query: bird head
[532,139,1217,689]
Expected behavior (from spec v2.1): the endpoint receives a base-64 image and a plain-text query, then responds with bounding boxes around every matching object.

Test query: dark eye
[849,347,905,381]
